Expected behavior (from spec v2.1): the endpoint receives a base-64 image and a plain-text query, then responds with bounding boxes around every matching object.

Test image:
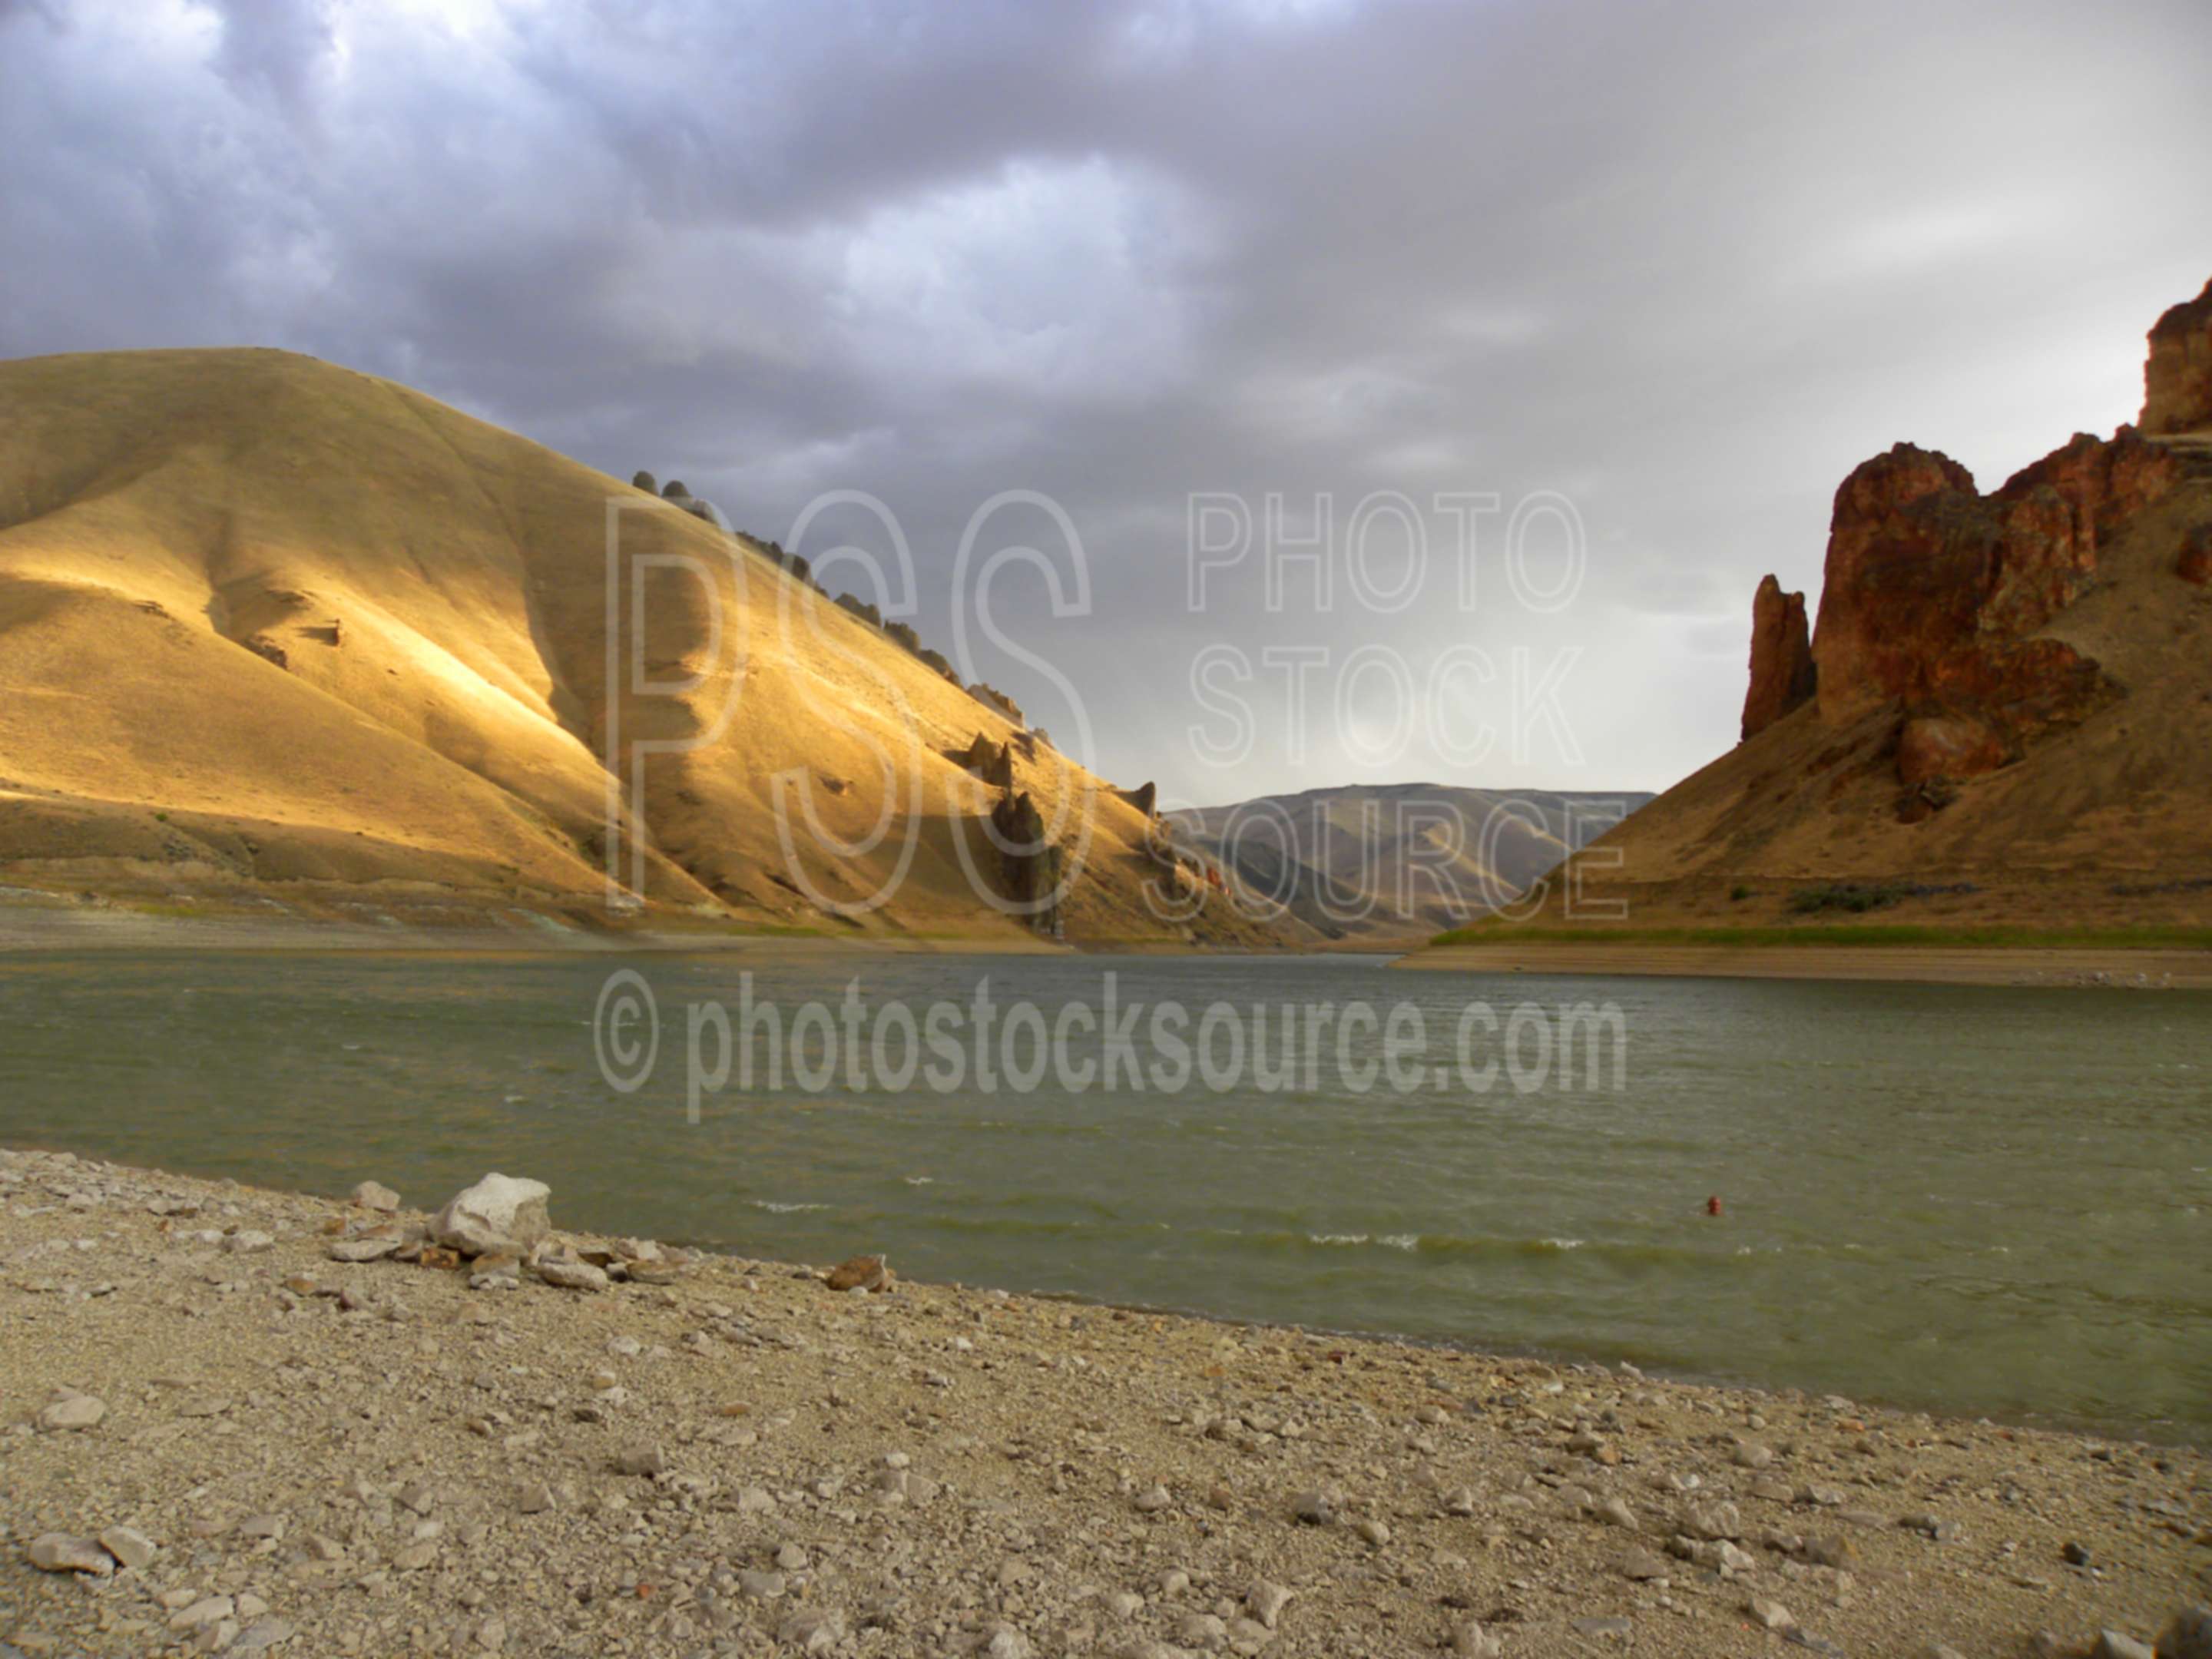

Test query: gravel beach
[3,1145,2207,1659]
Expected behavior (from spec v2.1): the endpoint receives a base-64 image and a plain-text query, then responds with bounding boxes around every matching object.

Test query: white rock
[351,1181,402,1211]
[432,1173,551,1257]
[226,1229,275,1253]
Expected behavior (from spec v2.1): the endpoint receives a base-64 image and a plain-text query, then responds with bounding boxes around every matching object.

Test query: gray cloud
[3,0,2207,803]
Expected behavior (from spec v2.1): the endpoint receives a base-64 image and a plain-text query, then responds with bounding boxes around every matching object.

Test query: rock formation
[1740,575,1814,740]
[989,787,1061,933]
[2142,276,2212,435]
[1808,429,2177,786]
[968,682,1025,727]
[956,732,1015,792]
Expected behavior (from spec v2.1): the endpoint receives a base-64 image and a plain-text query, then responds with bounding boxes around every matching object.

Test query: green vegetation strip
[1427,924,2212,951]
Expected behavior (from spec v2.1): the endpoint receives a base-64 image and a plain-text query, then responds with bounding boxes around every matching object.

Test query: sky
[2,0,2207,810]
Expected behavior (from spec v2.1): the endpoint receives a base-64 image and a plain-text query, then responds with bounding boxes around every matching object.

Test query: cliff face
[1561,274,2212,928]
[2142,276,2212,435]
[1740,575,1814,740]
[1803,430,2179,789]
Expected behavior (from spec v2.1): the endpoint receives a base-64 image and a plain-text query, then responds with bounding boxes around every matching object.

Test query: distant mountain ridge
[1171,782,1654,941]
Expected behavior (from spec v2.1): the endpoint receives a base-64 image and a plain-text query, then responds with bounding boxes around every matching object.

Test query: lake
[2,949,2207,1440]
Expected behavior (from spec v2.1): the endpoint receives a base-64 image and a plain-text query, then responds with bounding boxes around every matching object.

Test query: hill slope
[1499,277,2212,935]
[0,349,1297,947]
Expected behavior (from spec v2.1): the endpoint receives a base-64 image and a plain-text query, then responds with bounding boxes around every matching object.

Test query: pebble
[2091,1634,2156,1659]
[1246,1581,1293,1629]
[1596,1496,1639,1530]
[326,1237,399,1263]
[534,1251,610,1292]
[25,1534,111,1576]
[169,1596,234,1633]
[98,1525,157,1570]
[232,1618,295,1653]
[1681,1500,1741,1540]
[1747,1596,1796,1631]
[1806,1535,1859,1568]
[34,1388,106,1432]
[1291,1486,1341,1525]
[351,1180,402,1211]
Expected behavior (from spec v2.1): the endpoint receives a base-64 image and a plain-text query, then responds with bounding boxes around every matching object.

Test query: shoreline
[1396,942,2212,988]
[4,1147,2207,1658]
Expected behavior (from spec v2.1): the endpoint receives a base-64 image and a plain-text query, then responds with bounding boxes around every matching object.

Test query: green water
[2,951,2207,1439]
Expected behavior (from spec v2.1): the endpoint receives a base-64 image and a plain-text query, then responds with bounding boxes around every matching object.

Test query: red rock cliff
[2142,276,2212,435]
[1740,575,1814,740]
[1800,420,2177,790]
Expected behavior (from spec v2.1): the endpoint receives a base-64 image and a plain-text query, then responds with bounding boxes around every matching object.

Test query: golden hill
[0,348,1295,947]
[1485,277,2212,937]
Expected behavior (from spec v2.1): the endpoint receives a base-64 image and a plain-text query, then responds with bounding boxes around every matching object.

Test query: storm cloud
[3,0,2206,806]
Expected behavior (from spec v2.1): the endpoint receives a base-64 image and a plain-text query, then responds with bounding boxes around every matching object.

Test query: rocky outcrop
[1740,575,1814,740]
[1806,429,2178,786]
[1120,780,1158,818]
[2142,277,2212,435]
[989,788,1061,933]
[969,682,1025,727]
[956,732,1015,792]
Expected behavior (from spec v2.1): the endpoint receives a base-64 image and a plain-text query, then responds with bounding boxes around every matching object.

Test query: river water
[2,950,2206,1439]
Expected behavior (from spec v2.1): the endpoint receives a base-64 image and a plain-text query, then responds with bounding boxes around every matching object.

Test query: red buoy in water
[1706,1194,1724,1217]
